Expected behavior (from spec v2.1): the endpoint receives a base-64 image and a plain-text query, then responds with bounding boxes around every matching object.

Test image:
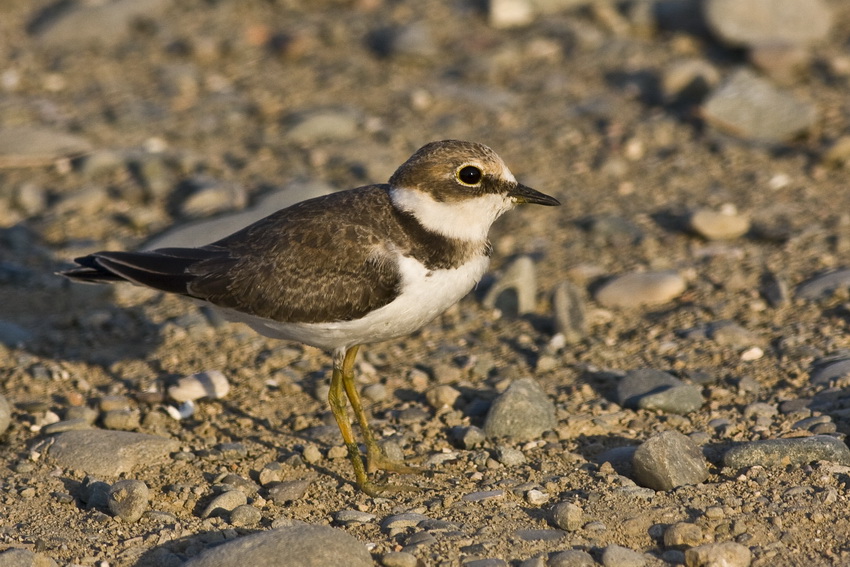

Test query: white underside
[216,252,490,351]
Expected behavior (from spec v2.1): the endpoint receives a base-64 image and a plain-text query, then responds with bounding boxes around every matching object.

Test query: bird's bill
[508,183,561,206]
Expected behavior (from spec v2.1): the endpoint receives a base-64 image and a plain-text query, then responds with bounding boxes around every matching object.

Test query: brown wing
[62,186,403,324]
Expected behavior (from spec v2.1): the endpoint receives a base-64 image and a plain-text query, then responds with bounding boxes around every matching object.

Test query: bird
[60,139,560,495]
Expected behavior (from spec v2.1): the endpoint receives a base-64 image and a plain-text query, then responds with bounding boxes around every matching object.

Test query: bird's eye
[456,165,483,186]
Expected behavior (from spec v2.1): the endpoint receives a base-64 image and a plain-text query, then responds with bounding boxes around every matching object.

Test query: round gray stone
[632,431,709,490]
[183,524,372,567]
[484,378,556,441]
[46,429,179,477]
[617,369,703,415]
[704,0,833,47]
[107,479,149,523]
[0,393,10,436]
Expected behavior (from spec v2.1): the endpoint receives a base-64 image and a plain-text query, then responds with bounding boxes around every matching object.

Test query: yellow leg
[327,346,421,495]
[339,346,423,477]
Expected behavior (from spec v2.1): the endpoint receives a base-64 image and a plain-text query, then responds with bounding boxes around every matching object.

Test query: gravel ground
[2,0,850,566]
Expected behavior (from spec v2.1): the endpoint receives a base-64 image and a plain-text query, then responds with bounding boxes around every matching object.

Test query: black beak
[509,183,561,206]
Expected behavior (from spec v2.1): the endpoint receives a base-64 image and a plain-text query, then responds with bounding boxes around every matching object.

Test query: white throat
[390,187,515,241]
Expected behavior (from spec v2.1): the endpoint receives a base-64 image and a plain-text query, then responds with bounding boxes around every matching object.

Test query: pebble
[594,271,686,308]
[0,127,92,168]
[334,510,377,526]
[601,545,646,567]
[525,489,549,506]
[723,435,850,469]
[268,479,311,504]
[425,384,462,410]
[102,409,140,431]
[548,550,596,567]
[484,378,556,441]
[168,370,231,403]
[796,269,850,300]
[0,393,10,436]
[46,429,179,477]
[31,0,171,48]
[684,541,751,567]
[382,513,430,531]
[617,369,703,415]
[362,382,388,403]
[495,445,526,467]
[708,321,764,349]
[452,425,486,449]
[107,479,149,523]
[661,59,721,104]
[632,431,709,490]
[663,522,703,548]
[702,69,818,143]
[381,551,422,567]
[822,135,850,168]
[483,255,538,316]
[462,490,505,502]
[703,0,832,47]
[229,504,262,527]
[145,180,334,249]
[689,208,750,241]
[761,272,789,307]
[182,524,372,567]
[550,501,583,531]
[809,358,850,385]
[552,281,587,344]
[0,548,58,567]
[369,22,437,60]
[488,0,534,29]
[201,490,247,519]
[286,108,360,144]
[179,179,246,219]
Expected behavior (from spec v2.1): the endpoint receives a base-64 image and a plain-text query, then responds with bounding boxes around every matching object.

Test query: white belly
[219,253,490,351]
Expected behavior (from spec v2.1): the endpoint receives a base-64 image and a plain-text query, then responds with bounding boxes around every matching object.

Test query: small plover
[61,140,560,495]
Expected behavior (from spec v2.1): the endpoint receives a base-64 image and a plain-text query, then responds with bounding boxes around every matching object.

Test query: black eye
[457,165,483,185]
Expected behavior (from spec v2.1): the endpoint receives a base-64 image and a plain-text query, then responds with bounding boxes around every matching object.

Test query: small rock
[452,425,486,449]
[268,479,311,504]
[708,321,764,349]
[548,550,596,567]
[594,271,686,308]
[0,393,10,436]
[723,436,850,469]
[489,0,534,29]
[689,207,750,240]
[46,429,178,477]
[495,445,526,467]
[632,431,709,490]
[382,513,430,531]
[182,524,372,567]
[381,551,421,567]
[484,378,556,441]
[809,358,850,386]
[362,383,388,403]
[107,479,149,523]
[425,385,461,410]
[796,269,850,300]
[168,370,231,402]
[201,490,247,519]
[761,272,789,307]
[552,281,587,344]
[617,369,703,415]
[749,43,810,83]
[525,489,549,506]
[822,136,850,168]
[334,510,377,526]
[601,545,646,567]
[703,0,832,47]
[550,502,583,531]
[684,541,751,567]
[286,108,360,143]
[483,255,538,316]
[180,179,246,218]
[229,504,262,527]
[0,548,58,567]
[702,69,818,143]
[661,59,721,104]
[0,127,92,168]
[664,522,703,548]
[102,409,140,431]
